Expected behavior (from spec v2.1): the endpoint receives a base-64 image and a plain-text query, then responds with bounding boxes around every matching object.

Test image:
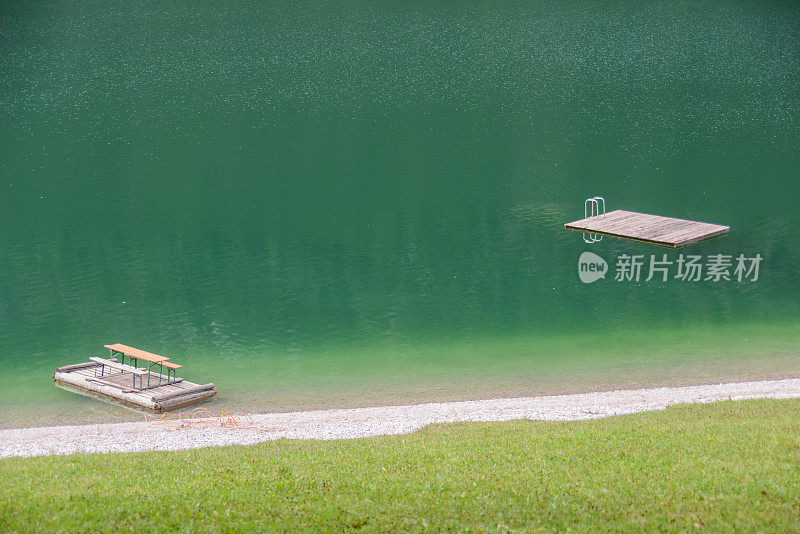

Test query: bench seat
[90,356,147,375]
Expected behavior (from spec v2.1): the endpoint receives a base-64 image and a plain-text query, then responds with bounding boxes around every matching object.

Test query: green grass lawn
[2,398,799,532]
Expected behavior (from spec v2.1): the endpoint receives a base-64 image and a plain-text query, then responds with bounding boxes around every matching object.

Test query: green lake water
[1,1,799,427]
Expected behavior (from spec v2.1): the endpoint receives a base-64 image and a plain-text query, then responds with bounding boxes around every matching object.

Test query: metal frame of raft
[565,198,729,247]
[53,344,217,412]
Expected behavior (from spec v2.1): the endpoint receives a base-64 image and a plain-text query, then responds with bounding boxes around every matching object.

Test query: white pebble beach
[2,377,799,459]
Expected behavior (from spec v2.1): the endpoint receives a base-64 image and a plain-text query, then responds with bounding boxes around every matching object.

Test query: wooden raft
[53,361,216,413]
[565,210,729,247]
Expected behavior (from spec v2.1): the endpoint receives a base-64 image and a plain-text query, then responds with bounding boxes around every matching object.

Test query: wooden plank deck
[564,210,729,247]
[54,361,216,412]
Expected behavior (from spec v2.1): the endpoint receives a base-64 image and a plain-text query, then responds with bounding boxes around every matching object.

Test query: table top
[104,343,170,363]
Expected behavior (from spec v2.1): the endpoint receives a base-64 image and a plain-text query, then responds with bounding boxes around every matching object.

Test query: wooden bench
[161,361,182,383]
[90,356,147,388]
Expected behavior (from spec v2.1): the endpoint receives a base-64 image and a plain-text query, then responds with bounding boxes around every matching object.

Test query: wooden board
[564,210,729,247]
[104,343,170,363]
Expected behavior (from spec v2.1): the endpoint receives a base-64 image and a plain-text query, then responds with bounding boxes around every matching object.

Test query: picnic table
[103,343,182,387]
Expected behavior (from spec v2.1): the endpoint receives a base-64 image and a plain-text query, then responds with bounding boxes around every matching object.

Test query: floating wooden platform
[54,360,216,412]
[565,210,729,247]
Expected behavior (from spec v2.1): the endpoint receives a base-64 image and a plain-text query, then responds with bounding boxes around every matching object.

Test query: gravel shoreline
[3,378,799,458]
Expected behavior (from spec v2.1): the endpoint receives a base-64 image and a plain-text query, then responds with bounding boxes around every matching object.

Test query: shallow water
[1,1,799,427]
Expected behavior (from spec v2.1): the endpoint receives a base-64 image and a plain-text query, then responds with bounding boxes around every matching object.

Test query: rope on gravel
[146,407,257,429]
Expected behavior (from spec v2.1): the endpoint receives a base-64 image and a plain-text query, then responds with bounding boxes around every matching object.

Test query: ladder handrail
[594,196,605,216]
[585,196,605,218]
[582,196,606,243]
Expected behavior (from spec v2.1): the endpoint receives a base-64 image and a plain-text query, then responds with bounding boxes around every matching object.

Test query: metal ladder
[583,196,605,243]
